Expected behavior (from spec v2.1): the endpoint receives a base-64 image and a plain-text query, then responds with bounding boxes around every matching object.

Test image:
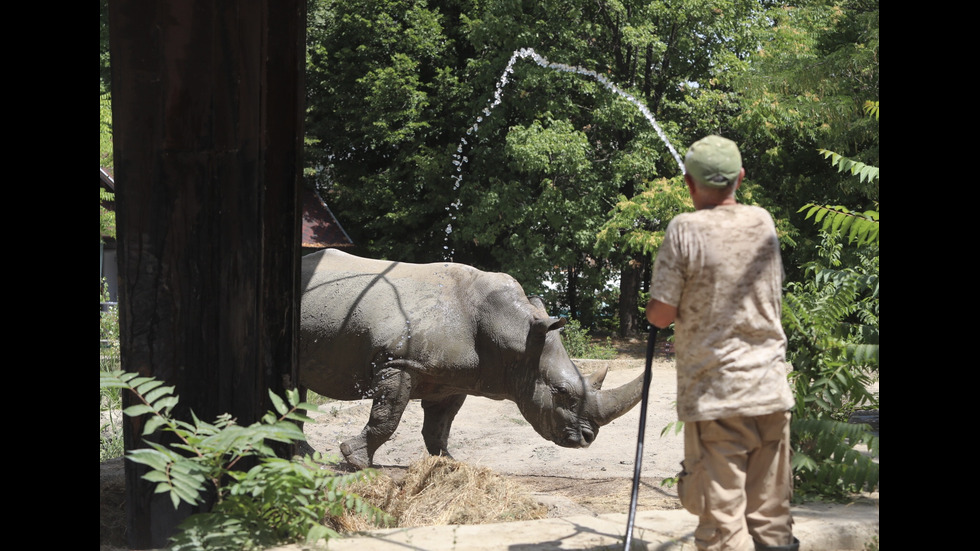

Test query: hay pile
[331,456,547,532]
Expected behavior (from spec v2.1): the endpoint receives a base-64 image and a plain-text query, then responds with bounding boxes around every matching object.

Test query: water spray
[450,53,679,546]
[445,47,685,260]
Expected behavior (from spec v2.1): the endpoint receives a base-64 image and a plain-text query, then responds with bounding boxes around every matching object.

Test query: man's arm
[646,298,677,329]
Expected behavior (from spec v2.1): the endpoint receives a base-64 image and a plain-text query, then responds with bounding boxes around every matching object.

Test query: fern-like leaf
[817,149,879,184]
[792,416,878,497]
[863,100,879,121]
[103,369,390,547]
[799,204,879,245]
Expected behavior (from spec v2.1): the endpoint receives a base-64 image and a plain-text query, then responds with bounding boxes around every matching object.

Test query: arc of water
[446,47,686,260]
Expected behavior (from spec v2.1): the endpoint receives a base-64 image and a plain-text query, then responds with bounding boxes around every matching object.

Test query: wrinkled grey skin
[300,249,644,469]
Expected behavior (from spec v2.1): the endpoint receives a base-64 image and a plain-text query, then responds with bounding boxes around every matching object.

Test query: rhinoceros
[299,248,644,469]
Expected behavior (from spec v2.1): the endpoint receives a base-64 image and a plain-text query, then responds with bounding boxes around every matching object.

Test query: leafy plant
[100,92,113,169]
[798,204,878,247]
[816,148,879,185]
[783,231,878,500]
[559,318,617,360]
[790,417,878,501]
[101,91,115,243]
[596,176,692,257]
[100,188,116,242]
[99,370,389,549]
[782,99,879,500]
[100,279,123,462]
[100,280,119,346]
[799,101,880,248]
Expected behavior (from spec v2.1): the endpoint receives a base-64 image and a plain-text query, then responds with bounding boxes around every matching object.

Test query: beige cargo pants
[679,411,794,551]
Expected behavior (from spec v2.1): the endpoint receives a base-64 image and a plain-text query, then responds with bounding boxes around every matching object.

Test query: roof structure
[302,187,354,250]
[101,167,115,192]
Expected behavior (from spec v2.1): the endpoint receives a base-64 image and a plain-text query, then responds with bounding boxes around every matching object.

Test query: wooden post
[108,1,306,547]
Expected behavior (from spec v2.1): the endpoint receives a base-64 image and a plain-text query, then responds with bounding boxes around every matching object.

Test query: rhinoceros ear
[527,295,549,313]
[585,366,608,391]
[532,316,566,335]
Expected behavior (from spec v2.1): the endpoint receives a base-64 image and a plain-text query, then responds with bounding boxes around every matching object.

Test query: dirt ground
[303,337,685,518]
[100,338,684,549]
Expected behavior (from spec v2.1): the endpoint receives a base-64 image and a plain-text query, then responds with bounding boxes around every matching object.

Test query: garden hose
[623,325,658,551]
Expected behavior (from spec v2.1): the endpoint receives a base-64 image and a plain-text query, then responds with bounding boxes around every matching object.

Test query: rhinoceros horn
[590,367,645,426]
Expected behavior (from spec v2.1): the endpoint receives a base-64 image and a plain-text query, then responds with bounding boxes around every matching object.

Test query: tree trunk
[109,1,306,547]
[618,258,645,337]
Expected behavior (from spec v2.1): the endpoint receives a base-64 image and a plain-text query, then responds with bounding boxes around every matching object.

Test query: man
[646,135,799,551]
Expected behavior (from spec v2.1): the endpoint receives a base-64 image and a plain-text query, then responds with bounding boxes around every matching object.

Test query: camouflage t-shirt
[651,204,795,422]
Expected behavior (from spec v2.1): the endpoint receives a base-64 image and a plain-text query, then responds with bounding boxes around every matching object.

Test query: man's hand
[646,298,677,329]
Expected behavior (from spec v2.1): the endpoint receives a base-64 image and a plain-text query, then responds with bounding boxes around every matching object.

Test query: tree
[101,0,114,242]
[731,0,879,273]
[799,101,879,247]
[101,93,115,241]
[595,176,690,329]
[782,230,878,499]
[306,0,773,331]
[783,100,878,500]
[100,0,111,93]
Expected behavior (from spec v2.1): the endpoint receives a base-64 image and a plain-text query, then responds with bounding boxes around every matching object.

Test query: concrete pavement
[271,495,878,550]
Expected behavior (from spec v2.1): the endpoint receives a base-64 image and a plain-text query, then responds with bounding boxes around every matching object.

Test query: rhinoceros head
[511,305,644,449]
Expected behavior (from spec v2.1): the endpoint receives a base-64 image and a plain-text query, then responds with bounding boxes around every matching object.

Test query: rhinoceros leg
[340,368,413,469]
[421,394,466,458]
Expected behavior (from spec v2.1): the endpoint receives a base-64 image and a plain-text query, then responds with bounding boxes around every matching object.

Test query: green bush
[100,279,123,461]
[99,370,389,549]
[560,318,617,359]
[783,231,878,500]
[99,352,124,462]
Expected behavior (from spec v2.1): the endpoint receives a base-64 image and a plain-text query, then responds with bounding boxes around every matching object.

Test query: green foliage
[782,96,879,501]
[732,0,879,277]
[100,363,124,461]
[783,231,878,500]
[100,188,116,242]
[101,92,115,242]
[799,101,879,248]
[100,0,111,93]
[100,280,123,461]
[305,0,775,331]
[791,417,878,500]
[100,92,113,169]
[799,204,878,246]
[863,100,878,121]
[596,177,692,257]
[735,0,879,157]
[817,148,879,185]
[99,371,389,549]
[100,279,119,346]
[559,318,617,360]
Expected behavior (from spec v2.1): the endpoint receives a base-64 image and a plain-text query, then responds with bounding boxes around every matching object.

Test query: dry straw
[330,456,547,532]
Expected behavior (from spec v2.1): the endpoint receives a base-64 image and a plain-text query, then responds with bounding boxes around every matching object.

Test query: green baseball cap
[684,135,742,188]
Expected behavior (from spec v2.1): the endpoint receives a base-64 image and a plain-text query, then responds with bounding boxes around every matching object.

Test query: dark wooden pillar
[108,1,306,547]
